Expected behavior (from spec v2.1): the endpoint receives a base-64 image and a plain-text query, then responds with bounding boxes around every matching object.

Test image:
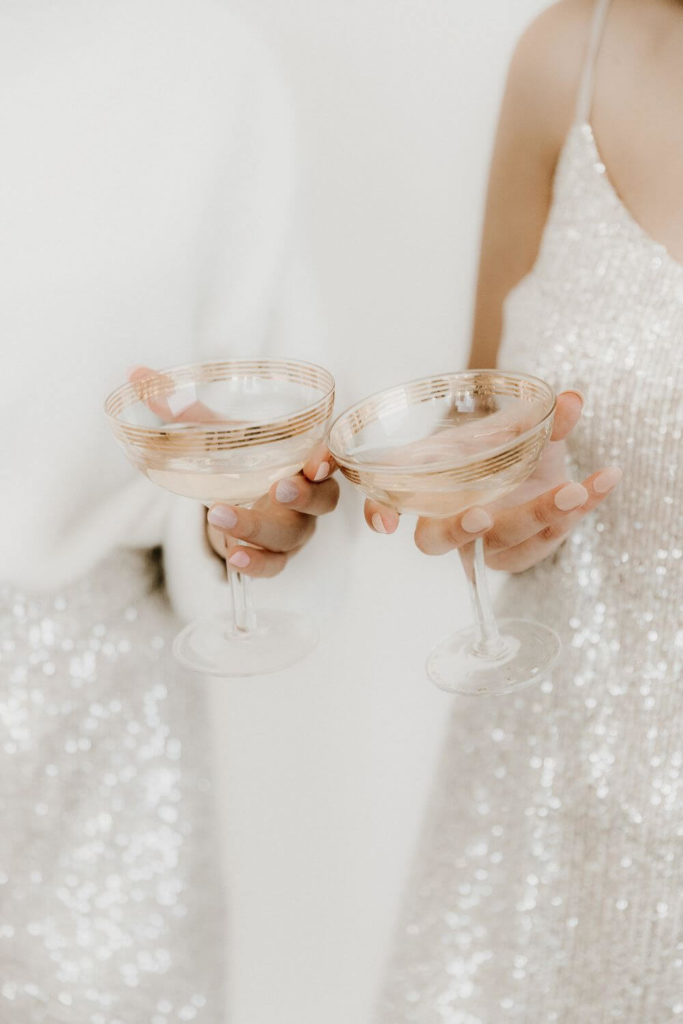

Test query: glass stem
[228,555,257,636]
[462,536,508,660]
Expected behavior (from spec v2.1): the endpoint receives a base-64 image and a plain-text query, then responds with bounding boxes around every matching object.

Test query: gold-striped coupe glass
[106,359,335,676]
[328,370,561,695]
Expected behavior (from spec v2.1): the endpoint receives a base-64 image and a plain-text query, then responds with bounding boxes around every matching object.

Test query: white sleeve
[162,496,225,624]
[160,20,320,621]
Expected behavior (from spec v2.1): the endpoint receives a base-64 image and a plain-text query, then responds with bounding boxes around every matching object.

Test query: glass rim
[327,369,557,475]
[104,357,336,441]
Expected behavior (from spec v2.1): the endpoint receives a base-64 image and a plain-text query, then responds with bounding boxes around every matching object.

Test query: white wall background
[209,3,547,1023]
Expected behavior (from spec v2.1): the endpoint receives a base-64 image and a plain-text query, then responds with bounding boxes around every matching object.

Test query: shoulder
[504,0,595,156]
[512,0,595,87]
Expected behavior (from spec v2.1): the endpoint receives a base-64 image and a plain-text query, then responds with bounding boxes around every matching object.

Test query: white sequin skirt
[0,550,226,1023]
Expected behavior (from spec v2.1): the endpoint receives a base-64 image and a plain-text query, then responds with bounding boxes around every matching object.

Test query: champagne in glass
[328,370,560,695]
[105,359,335,676]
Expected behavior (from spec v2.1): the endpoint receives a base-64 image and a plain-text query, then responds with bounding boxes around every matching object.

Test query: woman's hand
[363,391,622,573]
[128,366,339,578]
[206,446,339,578]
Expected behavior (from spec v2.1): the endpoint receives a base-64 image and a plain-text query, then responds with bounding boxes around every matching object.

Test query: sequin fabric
[376,123,683,1023]
[0,550,225,1023]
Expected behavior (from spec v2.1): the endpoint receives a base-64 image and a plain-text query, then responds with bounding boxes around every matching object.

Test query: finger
[226,543,291,579]
[482,480,588,554]
[128,366,177,420]
[484,465,622,557]
[207,519,231,560]
[357,390,568,470]
[207,514,302,566]
[270,474,340,517]
[207,502,315,553]
[413,506,493,555]
[485,525,570,573]
[549,390,583,442]
[302,443,338,483]
[207,517,297,577]
[128,365,236,424]
[486,465,622,573]
[364,500,400,535]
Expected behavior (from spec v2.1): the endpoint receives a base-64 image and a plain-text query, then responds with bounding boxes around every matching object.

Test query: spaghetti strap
[575,0,613,124]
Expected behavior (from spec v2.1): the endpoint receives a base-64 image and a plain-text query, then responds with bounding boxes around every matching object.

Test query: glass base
[426,617,561,696]
[173,610,318,677]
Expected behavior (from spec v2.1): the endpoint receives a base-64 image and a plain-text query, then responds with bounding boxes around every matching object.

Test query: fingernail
[275,479,299,503]
[207,505,238,529]
[228,549,250,569]
[554,482,588,511]
[371,512,387,534]
[313,461,330,482]
[593,466,622,494]
[461,508,493,534]
[565,389,585,409]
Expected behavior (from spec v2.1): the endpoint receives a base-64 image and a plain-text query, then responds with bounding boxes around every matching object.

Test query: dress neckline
[576,121,683,272]
[503,118,683,312]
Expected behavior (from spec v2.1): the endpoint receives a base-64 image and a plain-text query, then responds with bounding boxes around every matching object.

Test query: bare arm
[366,2,623,565]
[469,0,587,367]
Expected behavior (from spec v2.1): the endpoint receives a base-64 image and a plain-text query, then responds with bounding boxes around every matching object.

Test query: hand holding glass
[105,359,335,676]
[328,370,560,695]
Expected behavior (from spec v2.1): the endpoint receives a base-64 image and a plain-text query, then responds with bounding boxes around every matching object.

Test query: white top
[0,0,318,617]
[0,7,465,1023]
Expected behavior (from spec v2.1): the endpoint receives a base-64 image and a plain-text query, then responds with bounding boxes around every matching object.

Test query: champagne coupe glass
[328,370,560,695]
[105,359,335,676]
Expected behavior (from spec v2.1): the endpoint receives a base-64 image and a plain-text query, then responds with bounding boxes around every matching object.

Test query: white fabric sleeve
[162,496,226,624]
[160,20,319,620]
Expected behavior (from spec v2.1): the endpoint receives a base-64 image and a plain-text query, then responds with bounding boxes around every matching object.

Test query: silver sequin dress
[0,552,225,1023]
[377,5,683,1021]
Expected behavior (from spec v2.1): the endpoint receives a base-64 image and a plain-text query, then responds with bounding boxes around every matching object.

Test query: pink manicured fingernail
[564,389,585,409]
[461,508,493,533]
[554,482,588,511]
[371,512,387,534]
[593,466,622,494]
[228,549,250,568]
[275,479,299,503]
[207,505,238,529]
[313,461,330,482]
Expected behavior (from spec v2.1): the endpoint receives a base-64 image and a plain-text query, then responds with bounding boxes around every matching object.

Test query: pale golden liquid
[147,461,305,506]
[349,461,532,517]
[144,434,315,506]
[343,397,546,517]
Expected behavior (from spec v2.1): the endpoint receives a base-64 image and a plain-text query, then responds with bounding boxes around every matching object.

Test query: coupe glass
[105,359,335,676]
[328,370,561,695]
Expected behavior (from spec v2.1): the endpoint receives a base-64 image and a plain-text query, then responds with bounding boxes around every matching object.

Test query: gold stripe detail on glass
[328,370,555,477]
[105,359,335,454]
